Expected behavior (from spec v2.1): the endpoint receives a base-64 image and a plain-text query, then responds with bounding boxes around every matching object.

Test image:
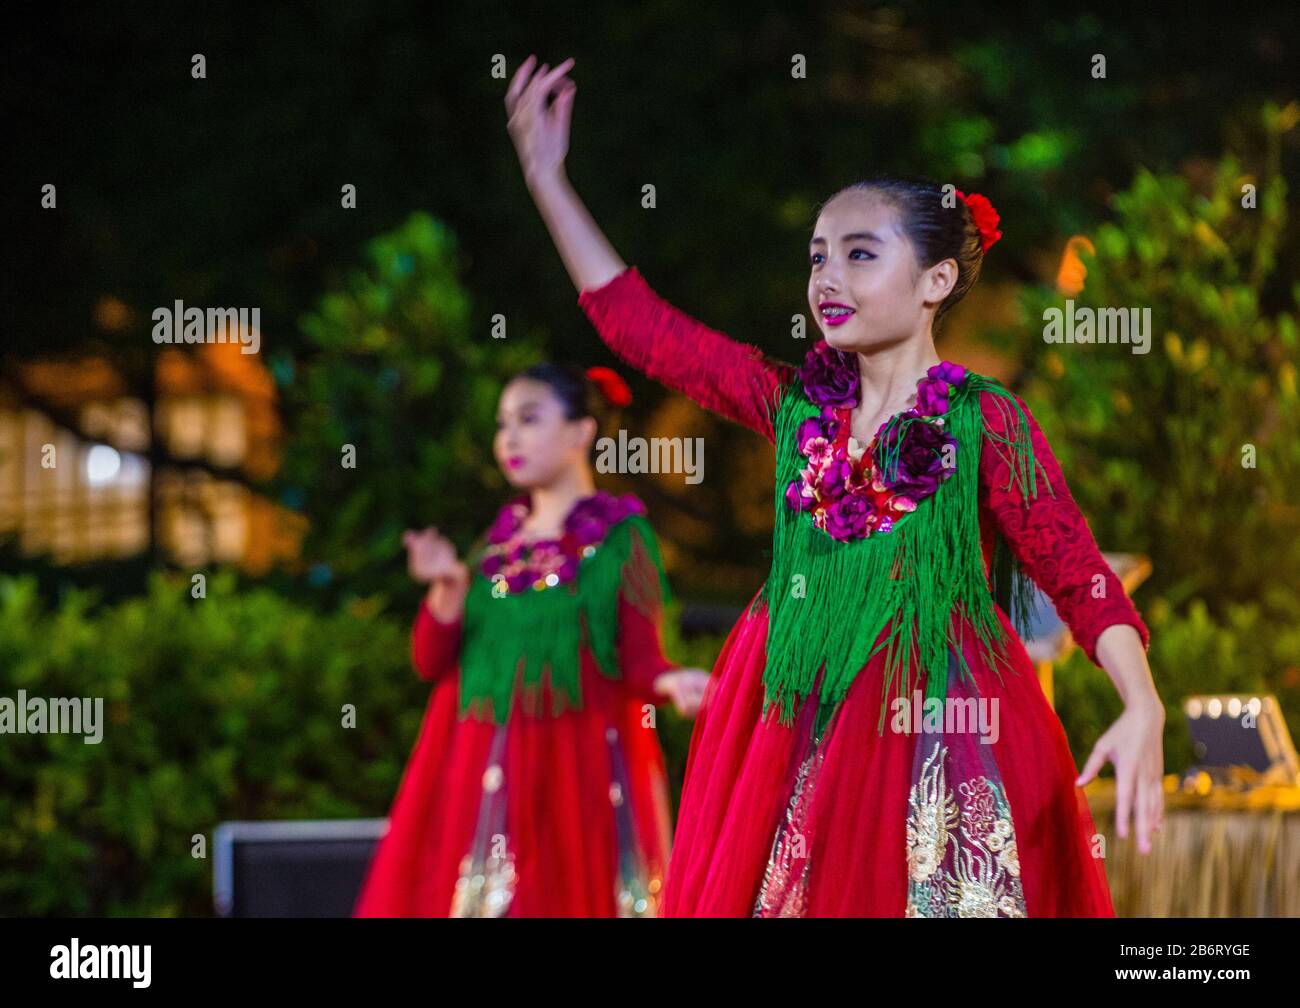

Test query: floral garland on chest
[754,340,1051,738]
[458,491,671,723]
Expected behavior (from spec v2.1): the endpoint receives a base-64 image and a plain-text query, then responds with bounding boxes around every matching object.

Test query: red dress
[353,508,678,917]
[578,266,1151,917]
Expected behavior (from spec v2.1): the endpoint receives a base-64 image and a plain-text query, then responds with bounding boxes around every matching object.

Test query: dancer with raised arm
[354,362,710,917]
[505,55,1165,917]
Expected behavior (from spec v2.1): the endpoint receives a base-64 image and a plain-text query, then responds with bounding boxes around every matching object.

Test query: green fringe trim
[752,372,1053,736]
[457,512,671,724]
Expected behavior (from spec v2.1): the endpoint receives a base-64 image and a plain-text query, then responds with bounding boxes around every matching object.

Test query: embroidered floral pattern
[905,740,1026,918]
[784,344,966,542]
[480,491,646,594]
[752,742,825,917]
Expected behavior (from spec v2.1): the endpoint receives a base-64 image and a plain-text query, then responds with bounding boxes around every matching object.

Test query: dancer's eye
[810,249,875,265]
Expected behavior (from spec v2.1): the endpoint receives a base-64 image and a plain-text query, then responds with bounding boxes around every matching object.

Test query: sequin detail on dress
[607,725,662,917]
[450,726,517,917]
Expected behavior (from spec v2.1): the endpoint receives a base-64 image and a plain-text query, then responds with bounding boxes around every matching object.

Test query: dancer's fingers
[1075,736,1107,787]
[1134,773,1153,853]
[552,78,575,134]
[539,60,575,112]
[512,62,551,129]
[1114,760,1133,841]
[541,58,574,88]
[505,54,537,111]
[518,58,572,119]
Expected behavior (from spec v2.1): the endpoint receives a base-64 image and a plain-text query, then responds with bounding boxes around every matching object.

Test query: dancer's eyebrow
[810,232,883,247]
[497,399,544,419]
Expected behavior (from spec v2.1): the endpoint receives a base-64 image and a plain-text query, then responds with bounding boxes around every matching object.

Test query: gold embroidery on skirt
[906,741,1026,917]
[450,759,517,917]
[752,744,824,917]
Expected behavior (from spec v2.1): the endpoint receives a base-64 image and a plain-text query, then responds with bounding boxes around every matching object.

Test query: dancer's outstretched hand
[404,527,469,590]
[653,669,712,719]
[505,54,576,187]
[1075,698,1166,855]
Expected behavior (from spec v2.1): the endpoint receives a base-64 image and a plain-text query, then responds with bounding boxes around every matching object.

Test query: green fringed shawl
[457,512,672,724]
[752,371,1053,737]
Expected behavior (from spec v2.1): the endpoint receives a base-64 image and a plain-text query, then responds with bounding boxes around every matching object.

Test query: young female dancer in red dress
[354,362,710,917]
[505,55,1165,917]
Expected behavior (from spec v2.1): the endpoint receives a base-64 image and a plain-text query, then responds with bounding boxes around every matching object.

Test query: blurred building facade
[0,304,303,573]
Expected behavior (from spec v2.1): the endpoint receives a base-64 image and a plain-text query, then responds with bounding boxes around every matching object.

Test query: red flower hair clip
[585,365,632,407]
[955,189,1003,253]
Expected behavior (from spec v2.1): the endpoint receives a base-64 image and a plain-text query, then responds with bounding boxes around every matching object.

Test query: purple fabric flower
[916,362,968,416]
[928,361,968,387]
[915,377,951,416]
[817,457,852,500]
[565,491,644,545]
[877,417,958,499]
[480,490,645,593]
[785,478,815,512]
[824,495,874,541]
[488,498,529,544]
[798,340,859,409]
[796,416,825,453]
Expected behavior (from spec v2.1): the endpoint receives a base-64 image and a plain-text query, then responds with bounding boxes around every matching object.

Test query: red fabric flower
[586,365,633,407]
[955,190,1003,253]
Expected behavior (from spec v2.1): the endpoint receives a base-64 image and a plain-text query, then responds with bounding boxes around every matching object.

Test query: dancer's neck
[522,467,596,538]
[854,338,942,407]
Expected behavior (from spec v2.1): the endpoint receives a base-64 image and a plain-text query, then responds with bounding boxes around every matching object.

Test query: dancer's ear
[573,413,599,453]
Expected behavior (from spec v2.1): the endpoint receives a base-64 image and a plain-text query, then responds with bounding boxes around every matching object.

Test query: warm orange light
[94,296,132,332]
[1056,235,1095,296]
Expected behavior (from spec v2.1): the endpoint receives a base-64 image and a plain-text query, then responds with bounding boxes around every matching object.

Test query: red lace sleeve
[411,600,462,683]
[614,521,677,705]
[978,390,1150,667]
[577,266,795,443]
[616,594,677,707]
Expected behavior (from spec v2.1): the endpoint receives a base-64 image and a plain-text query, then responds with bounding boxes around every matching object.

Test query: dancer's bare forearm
[527,169,626,294]
[505,54,626,294]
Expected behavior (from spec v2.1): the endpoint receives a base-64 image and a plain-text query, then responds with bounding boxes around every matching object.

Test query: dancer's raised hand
[505,54,576,188]
[404,527,467,585]
[405,527,470,621]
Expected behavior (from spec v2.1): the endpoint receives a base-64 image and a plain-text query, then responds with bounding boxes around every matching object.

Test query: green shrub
[0,572,420,916]
[0,572,719,916]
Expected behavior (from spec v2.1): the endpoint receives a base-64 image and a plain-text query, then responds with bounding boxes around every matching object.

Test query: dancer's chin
[822,328,860,352]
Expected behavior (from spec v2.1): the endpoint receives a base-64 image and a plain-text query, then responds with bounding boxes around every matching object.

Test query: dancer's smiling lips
[819,301,856,326]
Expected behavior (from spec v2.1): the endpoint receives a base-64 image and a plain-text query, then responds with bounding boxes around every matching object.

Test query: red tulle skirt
[354,661,672,917]
[662,588,1114,917]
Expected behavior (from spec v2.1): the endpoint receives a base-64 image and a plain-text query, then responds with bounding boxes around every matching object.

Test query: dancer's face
[807,189,957,353]
[493,377,595,489]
